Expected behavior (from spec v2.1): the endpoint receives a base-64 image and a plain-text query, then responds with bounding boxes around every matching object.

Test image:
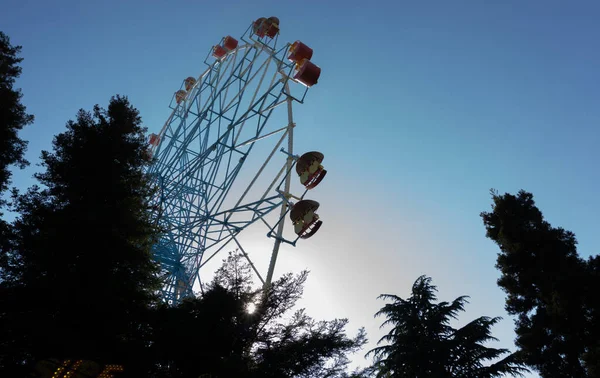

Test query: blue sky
[3,1,600,375]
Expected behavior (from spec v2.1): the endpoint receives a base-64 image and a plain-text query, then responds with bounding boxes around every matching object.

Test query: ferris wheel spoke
[222,53,273,117]
[228,128,290,219]
[176,195,282,244]
[214,195,282,227]
[197,109,284,216]
[158,90,270,196]
[234,72,281,144]
[228,228,265,285]
[158,65,239,174]
[158,131,234,202]
[218,50,240,112]
[197,236,237,270]
[156,67,287,194]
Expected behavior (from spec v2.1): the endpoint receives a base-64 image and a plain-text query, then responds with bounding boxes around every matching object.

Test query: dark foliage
[481,189,600,377]
[0,31,32,201]
[0,31,33,282]
[366,275,528,378]
[148,252,368,378]
[0,96,161,375]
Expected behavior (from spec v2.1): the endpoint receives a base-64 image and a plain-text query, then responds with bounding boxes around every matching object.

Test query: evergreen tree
[0,96,161,375]
[0,30,33,200]
[0,30,33,294]
[367,275,527,378]
[481,189,600,377]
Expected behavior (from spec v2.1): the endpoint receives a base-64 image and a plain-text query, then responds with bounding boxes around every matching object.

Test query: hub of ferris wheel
[146,16,327,304]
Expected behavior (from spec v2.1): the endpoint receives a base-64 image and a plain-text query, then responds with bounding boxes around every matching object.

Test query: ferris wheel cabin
[148,133,160,147]
[175,89,187,104]
[290,200,322,239]
[253,17,280,38]
[296,151,327,190]
[212,35,239,59]
[184,76,196,91]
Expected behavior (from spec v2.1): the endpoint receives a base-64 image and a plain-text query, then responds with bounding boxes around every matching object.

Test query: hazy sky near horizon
[3,1,600,376]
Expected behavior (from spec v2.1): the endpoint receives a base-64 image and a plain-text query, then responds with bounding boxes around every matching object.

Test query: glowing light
[49,359,124,378]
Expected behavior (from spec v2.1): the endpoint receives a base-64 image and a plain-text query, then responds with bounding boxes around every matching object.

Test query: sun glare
[246,302,257,314]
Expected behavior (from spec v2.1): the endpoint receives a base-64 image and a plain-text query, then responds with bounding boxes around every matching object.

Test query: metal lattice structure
[147,18,327,304]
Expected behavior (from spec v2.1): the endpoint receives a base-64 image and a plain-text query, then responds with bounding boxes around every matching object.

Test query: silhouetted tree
[149,252,367,377]
[0,31,33,297]
[0,96,161,375]
[367,275,527,378]
[481,189,600,377]
[0,31,32,200]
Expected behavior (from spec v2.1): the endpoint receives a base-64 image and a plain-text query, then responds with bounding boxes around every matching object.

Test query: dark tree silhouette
[0,96,161,375]
[148,252,368,378]
[366,275,527,378]
[0,31,33,199]
[0,31,33,289]
[481,189,600,377]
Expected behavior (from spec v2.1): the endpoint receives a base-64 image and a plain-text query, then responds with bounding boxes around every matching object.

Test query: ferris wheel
[147,17,328,304]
